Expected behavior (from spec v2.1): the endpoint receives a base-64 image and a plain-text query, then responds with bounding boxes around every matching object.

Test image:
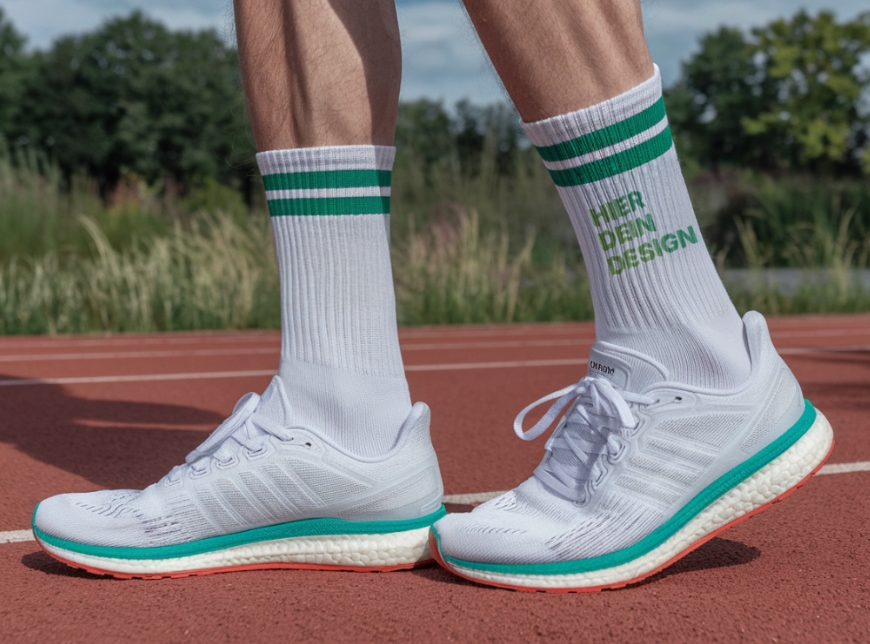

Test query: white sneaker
[33,376,444,579]
[431,312,833,592]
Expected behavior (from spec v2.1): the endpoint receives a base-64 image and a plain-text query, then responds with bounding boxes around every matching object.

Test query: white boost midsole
[445,411,834,589]
[38,526,433,575]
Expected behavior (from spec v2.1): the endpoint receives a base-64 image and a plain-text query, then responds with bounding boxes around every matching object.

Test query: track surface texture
[1,315,869,642]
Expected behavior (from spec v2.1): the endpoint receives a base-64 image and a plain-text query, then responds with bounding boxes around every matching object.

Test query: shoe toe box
[34,489,144,547]
[433,504,554,566]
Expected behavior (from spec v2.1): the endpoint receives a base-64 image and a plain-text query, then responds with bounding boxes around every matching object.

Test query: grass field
[1,147,869,334]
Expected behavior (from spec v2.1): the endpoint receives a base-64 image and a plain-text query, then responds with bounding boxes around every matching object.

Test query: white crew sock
[256,145,410,457]
[522,65,750,390]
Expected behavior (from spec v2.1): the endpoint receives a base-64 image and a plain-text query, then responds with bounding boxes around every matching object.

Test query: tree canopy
[0,8,31,140]
[2,12,254,192]
[0,8,868,194]
[666,10,870,176]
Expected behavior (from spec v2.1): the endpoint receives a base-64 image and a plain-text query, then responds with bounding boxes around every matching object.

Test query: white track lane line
[0,359,591,386]
[0,327,582,350]
[779,345,870,355]
[3,339,867,364]
[0,334,280,350]
[0,370,276,387]
[406,358,587,372]
[0,324,868,354]
[0,347,278,362]
[3,461,868,546]
[0,338,586,362]
[76,419,217,430]
[814,461,870,475]
[443,491,507,505]
[5,341,870,386]
[403,339,584,351]
[771,328,870,339]
[0,321,867,352]
[0,530,35,544]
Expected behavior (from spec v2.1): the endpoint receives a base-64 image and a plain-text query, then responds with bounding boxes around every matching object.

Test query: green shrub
[708,177,870,269]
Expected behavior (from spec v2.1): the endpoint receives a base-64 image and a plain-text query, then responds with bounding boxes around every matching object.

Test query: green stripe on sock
[547,126,673,187]
[535,97,667,163]
[262,169,391,191]
[267,196,390,216]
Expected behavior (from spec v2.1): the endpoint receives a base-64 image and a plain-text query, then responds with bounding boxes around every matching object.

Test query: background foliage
[665,11,870,176]
[0,8,869,332]
[0,11,255,195]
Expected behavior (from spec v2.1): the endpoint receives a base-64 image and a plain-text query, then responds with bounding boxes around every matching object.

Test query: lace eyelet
[215,456,238,470]
[189,466,210,479]
[607,441,627,464]
[594,466,608,487]
[245,444,269,460]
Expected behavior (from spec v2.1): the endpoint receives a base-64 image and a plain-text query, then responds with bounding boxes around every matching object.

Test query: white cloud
[397,1,505,104]
[2,0,233,49]
[642,0,869,83]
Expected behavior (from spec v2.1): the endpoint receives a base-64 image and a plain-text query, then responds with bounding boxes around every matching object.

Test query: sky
[1,0,867,105]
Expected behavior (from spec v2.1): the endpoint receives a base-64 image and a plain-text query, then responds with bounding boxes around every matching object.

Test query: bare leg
[233,0,418,458]
[30,0,441,581]
[462,0,653,120]
[462,0,749,390]
[431,0,817,595]
[234,0,402,148]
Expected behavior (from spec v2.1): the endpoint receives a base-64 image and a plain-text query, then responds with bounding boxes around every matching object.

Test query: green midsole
[436,401,819,576]
[34,506,446,561]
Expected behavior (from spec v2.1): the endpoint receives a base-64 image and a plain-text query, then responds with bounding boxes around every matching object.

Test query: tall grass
[708,176,870,269]
[1,147,870,335]
[0,149,171,261]
[0,206,591,333]
[394,208,592,324]
[706,175,870,314]
[391,138,576,259]
[0,213,280,334]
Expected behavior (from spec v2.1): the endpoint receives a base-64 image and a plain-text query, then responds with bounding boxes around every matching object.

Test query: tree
[0,8,32,142]
[395,99,523,177]
[667,11,870,176]
[742,11,870,174]
[395,99,454,168]
[453,100,522,176]
[665,27,778,171]
[11,12,254,191]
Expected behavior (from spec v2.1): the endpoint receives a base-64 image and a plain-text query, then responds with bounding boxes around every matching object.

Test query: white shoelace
[164,392,290,483]
[514,377,655,503]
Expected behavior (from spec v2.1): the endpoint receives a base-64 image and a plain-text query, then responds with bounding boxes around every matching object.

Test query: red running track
[1,315,869,642]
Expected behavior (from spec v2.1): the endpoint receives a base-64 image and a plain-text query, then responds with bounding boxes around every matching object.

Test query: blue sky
[1,0,867,105]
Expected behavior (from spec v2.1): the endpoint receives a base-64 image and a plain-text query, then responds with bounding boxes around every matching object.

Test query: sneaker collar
[586,342,669,394]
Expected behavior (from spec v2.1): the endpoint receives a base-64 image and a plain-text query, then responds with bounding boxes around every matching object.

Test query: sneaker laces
[514,376,655,503]
[164,392,290,482]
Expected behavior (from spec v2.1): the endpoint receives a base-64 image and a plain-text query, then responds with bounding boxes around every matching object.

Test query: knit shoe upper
[434,311,820,569]
[35,376,444,551]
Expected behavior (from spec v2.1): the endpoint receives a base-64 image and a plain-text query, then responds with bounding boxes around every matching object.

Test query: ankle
[277,359,412,456]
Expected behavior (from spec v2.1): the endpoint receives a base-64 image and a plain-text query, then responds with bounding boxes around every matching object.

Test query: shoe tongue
[586,342,669,393]
[254,375,293,427]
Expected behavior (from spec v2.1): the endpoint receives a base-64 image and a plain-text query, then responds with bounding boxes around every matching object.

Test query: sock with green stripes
[256,145,410,457]
[523,65,750,390]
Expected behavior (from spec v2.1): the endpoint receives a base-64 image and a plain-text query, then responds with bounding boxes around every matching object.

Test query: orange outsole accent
[431,439,835,594]
[36,544,435,580]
